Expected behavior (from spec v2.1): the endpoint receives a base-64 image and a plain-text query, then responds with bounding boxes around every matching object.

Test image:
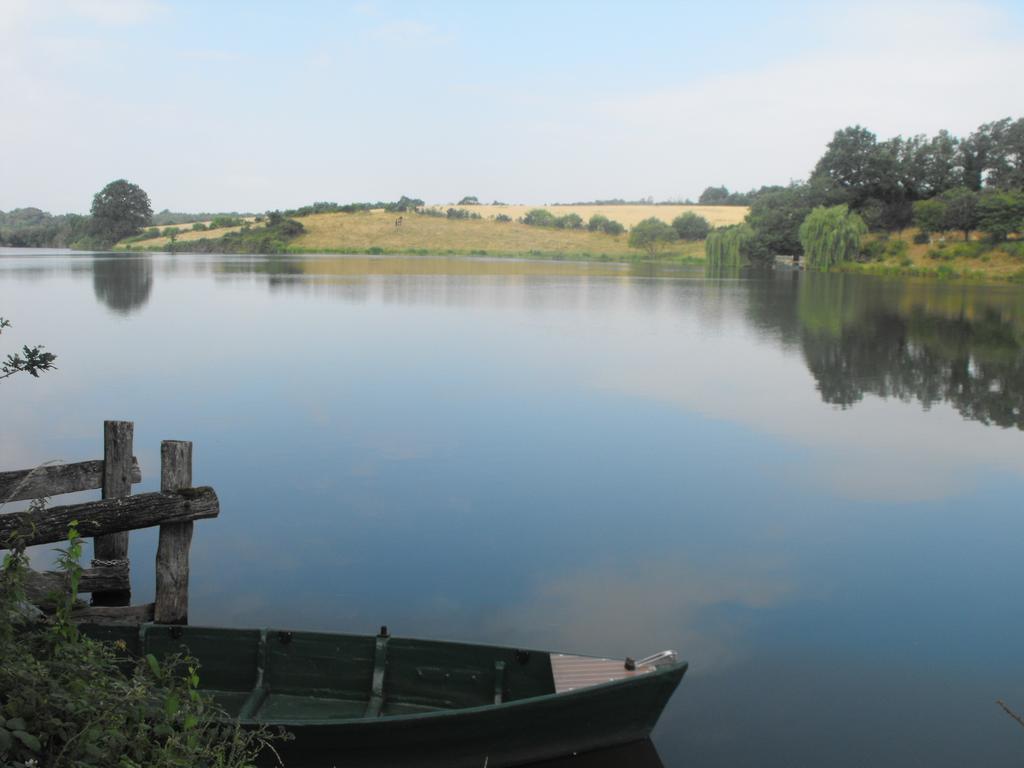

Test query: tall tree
[90,179,153,245]
[940,187,980,241]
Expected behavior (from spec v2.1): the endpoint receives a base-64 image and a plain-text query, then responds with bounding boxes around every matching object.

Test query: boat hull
[273,662,685,767]
[80,623,686,767]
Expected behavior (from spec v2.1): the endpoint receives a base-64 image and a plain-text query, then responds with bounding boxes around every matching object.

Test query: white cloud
[591,1,1023,196]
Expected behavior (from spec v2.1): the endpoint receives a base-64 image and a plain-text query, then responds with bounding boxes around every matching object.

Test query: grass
[844,229,1024,282]
[121,208,709,261]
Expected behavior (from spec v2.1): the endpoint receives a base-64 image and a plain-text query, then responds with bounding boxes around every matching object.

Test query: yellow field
[437,204,748,228]
[123,208,723,259]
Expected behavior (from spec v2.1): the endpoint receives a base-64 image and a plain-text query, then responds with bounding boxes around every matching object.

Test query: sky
[1,0,1023,214]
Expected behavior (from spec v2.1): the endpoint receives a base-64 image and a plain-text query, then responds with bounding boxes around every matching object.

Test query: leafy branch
[0,317,57,381]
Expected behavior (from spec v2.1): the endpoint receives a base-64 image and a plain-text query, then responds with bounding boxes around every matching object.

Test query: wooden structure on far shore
[0,420,219,624]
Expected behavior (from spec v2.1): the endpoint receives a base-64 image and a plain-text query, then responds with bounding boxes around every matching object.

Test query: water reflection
[274,737,664,768]
[92,254,153,315]
[742,271,1024,429]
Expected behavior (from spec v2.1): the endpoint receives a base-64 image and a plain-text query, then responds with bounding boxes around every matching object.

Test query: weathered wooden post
[155,440,194,624]
[92,420,133,606]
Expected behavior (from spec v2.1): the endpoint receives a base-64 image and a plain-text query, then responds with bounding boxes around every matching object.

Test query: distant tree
[705,223,755,269]
[698,186,730,205]
[940,187,980,241]
[457,196,480,205]
[495,213,512,223]
[918,129,962,197]
[0,316,56,381]
[587,214,610,231]
[628,217,677,256]
[977,190,1024,242]
[390,196,424,212]
[811,126,889,209]
[602,219,625,236]
[522,209,557,227]
[798,205,867,269]
[746,182,831,257]
[671,212,711,240]
[912,198,947,235]
[985,117,1024,190]
[554,213,583,229]
[90,179,152,245]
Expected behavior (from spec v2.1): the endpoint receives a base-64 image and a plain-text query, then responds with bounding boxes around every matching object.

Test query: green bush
[161,227,181,238]
[912,231,930,244]
[522,209,557,227]
[602,220,625,236]
[884,239,908,259]
[209,215,244,229]
[671,212,711,241]
[554,213,583,230]
[861,239,887,261]
[495,214,512,223]
[628,217,678,256]
[191,222,207,232]
[0,521,283,766]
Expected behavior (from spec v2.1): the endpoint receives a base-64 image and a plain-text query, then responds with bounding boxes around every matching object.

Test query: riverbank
[835,230,1024,282]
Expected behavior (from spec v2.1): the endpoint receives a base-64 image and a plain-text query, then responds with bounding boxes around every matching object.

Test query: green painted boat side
[80,623,687,767]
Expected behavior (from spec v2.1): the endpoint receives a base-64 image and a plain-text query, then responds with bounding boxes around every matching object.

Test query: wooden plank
[0,457,142,503]
[93,421,133,606]
[155,441,193,625]
[550,654,655,694]
[73,602,155,624]
[0,487,219,549]
[25,563,130,602]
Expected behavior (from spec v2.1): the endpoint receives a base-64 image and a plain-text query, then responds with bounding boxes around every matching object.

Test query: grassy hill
[118,205,749,260]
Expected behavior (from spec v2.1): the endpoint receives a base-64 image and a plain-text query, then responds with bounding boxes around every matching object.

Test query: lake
[2,248,1023,766]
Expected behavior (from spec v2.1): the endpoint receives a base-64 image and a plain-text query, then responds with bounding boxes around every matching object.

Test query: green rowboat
[82,622,686,767]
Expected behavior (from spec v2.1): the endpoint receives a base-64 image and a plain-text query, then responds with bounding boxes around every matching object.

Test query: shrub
[671,212,711,241]
[495,214,512,223]
[209,215,244,229]
[628,217,678,256]
[554,213,583,229]
[861,239,887,261]
[602,220,625,236]
[522,209,557,227]
[0,522,283,767]
[587,214,610,232]
[191,222,207,231]
[912,231,930,244]
[161,227,181,237]
[884,239,908,259]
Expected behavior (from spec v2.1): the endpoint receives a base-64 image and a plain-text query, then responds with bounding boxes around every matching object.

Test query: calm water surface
[2,248,1024,766]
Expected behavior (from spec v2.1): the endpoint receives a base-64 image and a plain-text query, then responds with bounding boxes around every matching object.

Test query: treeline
[698,186,778,206]
[713,116,1024,267]
[151,209,251,226]
[284,196,424,217]
[0,208,91,247]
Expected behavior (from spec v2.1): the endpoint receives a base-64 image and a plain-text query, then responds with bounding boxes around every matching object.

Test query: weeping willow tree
[705,223,755,276]
[798,205,867,270]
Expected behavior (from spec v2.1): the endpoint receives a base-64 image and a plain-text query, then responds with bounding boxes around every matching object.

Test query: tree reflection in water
[747,270,1024,429]
[92,254,153,315]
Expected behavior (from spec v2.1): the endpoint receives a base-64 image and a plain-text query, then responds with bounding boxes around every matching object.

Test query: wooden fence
[0,420,219,624]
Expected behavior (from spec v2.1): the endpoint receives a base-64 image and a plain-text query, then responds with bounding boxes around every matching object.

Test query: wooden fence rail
[0,420,218,625]
[0,457,142,503]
